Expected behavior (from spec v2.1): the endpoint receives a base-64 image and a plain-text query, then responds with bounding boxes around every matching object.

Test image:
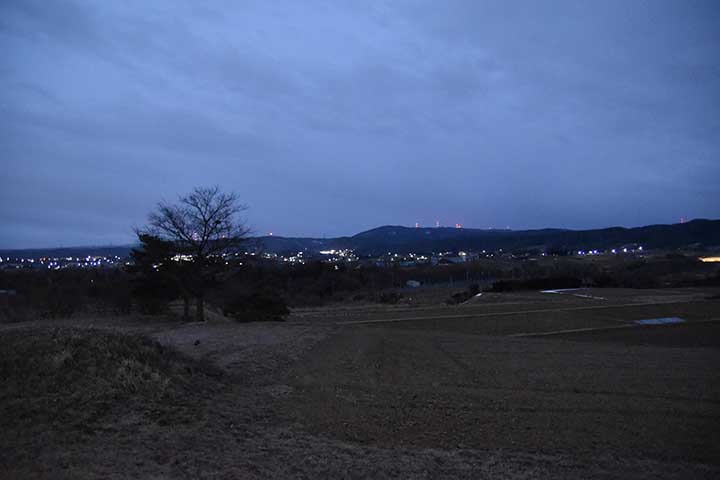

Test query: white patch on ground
[635,317,685,325]
[541,288,606,300]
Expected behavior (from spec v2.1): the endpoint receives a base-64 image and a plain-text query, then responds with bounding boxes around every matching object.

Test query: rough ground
[1,288,719,479]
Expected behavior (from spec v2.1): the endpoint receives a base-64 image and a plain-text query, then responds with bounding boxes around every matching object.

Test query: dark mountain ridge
[256,219,720,255]
[2,219,718,259]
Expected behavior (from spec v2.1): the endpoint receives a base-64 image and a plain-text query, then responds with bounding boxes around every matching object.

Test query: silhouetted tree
[128,234,182,315]
[138,186,250,321]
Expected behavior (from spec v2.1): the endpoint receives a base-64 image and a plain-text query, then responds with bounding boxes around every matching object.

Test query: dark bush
[590,273,619,288]
[43,284,83,318]
[445,283,480,305]
[221,289,289,322]
[378,291,402,304]
[131,272,178,315]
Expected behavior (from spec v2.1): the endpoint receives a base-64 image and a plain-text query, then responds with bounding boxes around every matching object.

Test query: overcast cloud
[1,0,719,248]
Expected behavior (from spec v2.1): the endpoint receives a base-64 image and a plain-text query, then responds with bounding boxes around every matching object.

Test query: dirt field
[1,287,719,479]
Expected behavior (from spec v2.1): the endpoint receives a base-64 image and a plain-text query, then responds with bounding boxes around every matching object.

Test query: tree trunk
[196,294,205,322]
[183,296,190,321]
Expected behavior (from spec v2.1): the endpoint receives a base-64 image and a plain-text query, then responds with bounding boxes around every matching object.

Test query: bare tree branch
[139,186,250,258]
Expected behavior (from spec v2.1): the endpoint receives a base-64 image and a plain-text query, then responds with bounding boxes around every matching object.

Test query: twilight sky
[1,0,719,248]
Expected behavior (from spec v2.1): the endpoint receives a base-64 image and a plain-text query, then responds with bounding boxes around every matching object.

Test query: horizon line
[1,218,714,251]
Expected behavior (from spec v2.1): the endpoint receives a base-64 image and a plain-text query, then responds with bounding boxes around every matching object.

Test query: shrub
[43,284,83,318]
[378,291,402,304]
[445,284,480,305]
[221,289,289,322]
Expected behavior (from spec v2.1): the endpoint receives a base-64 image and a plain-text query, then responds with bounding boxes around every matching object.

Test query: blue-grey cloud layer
[1,0,719,248]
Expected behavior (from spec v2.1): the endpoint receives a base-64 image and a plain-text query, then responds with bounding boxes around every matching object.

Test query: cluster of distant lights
[316,249,358,263]
[8,245,720,270]
[128,245,654,268]
[575,246,643,256]
[1,255,122,270]
[283,251,306,264]
[319,249,354,258]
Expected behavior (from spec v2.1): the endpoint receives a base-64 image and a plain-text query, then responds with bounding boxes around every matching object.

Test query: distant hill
[254,219,720,255]
[2,219,719,259]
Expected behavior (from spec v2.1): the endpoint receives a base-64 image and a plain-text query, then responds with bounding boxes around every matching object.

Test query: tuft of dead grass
[0,327,225,438]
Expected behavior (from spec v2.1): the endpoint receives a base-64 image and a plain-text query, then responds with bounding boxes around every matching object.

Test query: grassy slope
[0,327,224,475]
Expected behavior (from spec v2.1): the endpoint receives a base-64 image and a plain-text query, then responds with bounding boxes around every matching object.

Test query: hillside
[3,219,719,259]
[255,219,720,255]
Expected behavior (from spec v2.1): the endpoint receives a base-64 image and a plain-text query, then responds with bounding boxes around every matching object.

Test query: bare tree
[139,186,250,321]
